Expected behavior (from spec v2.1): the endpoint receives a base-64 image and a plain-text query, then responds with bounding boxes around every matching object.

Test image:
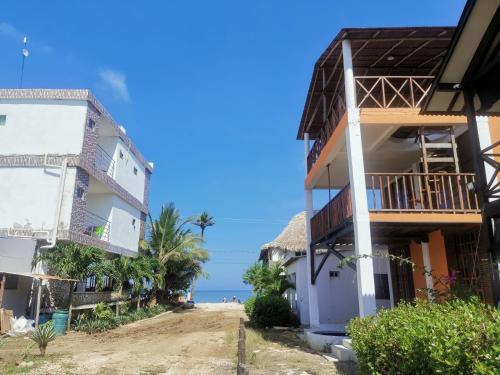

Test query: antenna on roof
[19,36,29,88]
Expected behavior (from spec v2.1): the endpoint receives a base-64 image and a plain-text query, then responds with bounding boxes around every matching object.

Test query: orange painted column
[428,230,449,293]
[409,241,427,299]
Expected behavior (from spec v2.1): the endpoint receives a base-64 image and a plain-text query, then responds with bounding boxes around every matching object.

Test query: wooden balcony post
[304,132,320,327]
[342,39,377,317]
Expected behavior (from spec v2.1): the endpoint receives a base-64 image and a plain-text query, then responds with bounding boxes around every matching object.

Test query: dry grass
[245,327,357,375]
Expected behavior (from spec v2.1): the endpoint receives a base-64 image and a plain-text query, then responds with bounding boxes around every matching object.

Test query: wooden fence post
[236,317,249,375]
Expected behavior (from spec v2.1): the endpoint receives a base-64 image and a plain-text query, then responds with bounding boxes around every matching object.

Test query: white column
[304,132,320,327]
[342,39,377,317]
[421,242,434,301]
[476,116,496,197]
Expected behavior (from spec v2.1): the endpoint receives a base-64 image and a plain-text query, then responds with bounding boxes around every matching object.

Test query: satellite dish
[22,48,29,57]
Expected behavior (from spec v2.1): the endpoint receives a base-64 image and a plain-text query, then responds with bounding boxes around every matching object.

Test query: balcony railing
[311,184,352,243]
[95,145,115,178]
[367,172,480,213]
[310,172,480,244]
[84,210,111,242]
[306,75,434,172]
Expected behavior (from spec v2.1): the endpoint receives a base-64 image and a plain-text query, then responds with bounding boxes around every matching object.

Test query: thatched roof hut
[259,212,306,261]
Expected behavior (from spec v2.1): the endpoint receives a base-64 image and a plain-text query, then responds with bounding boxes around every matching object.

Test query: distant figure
[237,299,241,304]
[223,297,227,303]
[232,296,237,303]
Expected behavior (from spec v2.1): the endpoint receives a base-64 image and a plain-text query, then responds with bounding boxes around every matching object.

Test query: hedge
[347,298,500,374]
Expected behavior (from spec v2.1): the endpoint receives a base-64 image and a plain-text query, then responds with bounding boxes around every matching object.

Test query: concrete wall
[286,257,310,325]
[0,237,37,274]
[2,275,32,318]
[109,195,141,253]
[0,99,87,154]
[0,167,76,231]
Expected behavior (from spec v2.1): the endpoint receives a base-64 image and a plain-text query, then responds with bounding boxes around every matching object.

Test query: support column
[304,132,320,327]
[342,39,377,317]
[421,242,434,301]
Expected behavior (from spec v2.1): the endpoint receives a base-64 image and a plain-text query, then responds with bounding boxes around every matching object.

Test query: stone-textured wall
[69,168,90,233]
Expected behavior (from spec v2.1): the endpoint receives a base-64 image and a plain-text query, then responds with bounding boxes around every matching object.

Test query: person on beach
[232,296,236,303]
[223,297,227,303]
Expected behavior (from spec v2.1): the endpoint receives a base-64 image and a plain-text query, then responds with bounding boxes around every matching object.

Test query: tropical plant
[243,263,293,296]
[38,242,108,289]
[193,211,215,239]
[347,297,500,374]
[147,203,209,299]
[31,322,57,356]
[93,302,114,320]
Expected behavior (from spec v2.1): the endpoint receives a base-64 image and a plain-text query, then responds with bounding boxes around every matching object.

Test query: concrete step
[342,338,352,350]
[331,344,356,362]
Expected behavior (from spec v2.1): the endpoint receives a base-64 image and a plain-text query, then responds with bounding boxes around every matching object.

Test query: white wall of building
[109,137,146,204]
[0,100,87,154]
[109,196,141,253]
[0,167,76,232]
[286,257,310,325]
[2,275,33,318]
[0,238,37,274]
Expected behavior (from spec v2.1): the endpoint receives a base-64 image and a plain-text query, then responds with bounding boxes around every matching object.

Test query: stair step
[331,344,356,362]
[342,338,352,350]
[424,143,453,149]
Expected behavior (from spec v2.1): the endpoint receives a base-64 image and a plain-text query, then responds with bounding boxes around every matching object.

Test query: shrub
[93,302,114,320]
[244,296,256,317]
[31,322,57,356]
[347,298,500,375]
[250,295,291,328]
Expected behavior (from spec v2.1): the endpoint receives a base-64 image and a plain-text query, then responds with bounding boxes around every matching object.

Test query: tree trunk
[136,293,140,311]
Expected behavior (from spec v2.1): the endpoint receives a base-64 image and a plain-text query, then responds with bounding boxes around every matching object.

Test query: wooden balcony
[310,172,481,244]
[307,76,434,172]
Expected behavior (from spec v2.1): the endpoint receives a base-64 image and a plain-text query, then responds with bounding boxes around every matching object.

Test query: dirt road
[4,303,244,375]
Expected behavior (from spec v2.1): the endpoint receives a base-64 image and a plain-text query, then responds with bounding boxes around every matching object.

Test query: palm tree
[193,211,215,239]
[148,203,209,301]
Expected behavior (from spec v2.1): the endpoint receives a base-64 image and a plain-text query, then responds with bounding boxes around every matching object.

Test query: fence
[237,317,249,375]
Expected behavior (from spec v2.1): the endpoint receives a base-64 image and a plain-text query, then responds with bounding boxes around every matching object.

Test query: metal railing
[307,76,434,172]
[95,145,115,178]
[310,172,480,243]
[84,210,111,242]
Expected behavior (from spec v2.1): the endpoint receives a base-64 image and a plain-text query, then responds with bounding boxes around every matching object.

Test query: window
[119,150,124,159]
[374,273,390,300]
[0,115,6,126]
[133,167,138,175]
[132,218,136,229]
[76,187,85,200]
[87,118,96,131]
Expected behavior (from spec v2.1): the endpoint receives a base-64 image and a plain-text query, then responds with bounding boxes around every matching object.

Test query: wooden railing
[310,172,480,243]
[354,76,434,109]
[311,184,352,243]
[366,173,480,213]
[306,76,434,172]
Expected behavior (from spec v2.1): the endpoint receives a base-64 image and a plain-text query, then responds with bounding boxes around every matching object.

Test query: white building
[0,89,152,317]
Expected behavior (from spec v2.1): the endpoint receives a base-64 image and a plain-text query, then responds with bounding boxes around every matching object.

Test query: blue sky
[0,1,465,290]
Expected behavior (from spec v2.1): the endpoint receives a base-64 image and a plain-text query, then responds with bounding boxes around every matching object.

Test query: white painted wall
[286,257,310,325]
[0,237,37,274]
[0,167,76,232]
[0,100,87,154]
[110,138,146,203]
[2,275,33,318]
[315,251,359,325]
[86,193,141,253]
[109,196,141,253]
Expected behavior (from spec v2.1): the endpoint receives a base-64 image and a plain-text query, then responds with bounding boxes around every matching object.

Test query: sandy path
[32,303,245,375]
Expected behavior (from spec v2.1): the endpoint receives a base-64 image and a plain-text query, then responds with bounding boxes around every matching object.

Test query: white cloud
[0,22,20,38]
[0,21,52,53]
[98,68,130,102]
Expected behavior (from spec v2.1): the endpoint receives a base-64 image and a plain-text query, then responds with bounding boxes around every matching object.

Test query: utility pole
[19,36,29,88]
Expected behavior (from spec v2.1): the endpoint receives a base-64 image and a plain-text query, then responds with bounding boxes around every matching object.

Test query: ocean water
[193,290,253,303]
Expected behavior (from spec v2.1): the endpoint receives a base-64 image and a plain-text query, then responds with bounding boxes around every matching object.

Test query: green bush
[250,295,291,328]
[244,296,256,317]
[93,302,114,320]
[347,298,500,375]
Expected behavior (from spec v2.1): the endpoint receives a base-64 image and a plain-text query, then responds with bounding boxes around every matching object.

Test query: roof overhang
[297,27,455,140]
[422,0,500,115]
